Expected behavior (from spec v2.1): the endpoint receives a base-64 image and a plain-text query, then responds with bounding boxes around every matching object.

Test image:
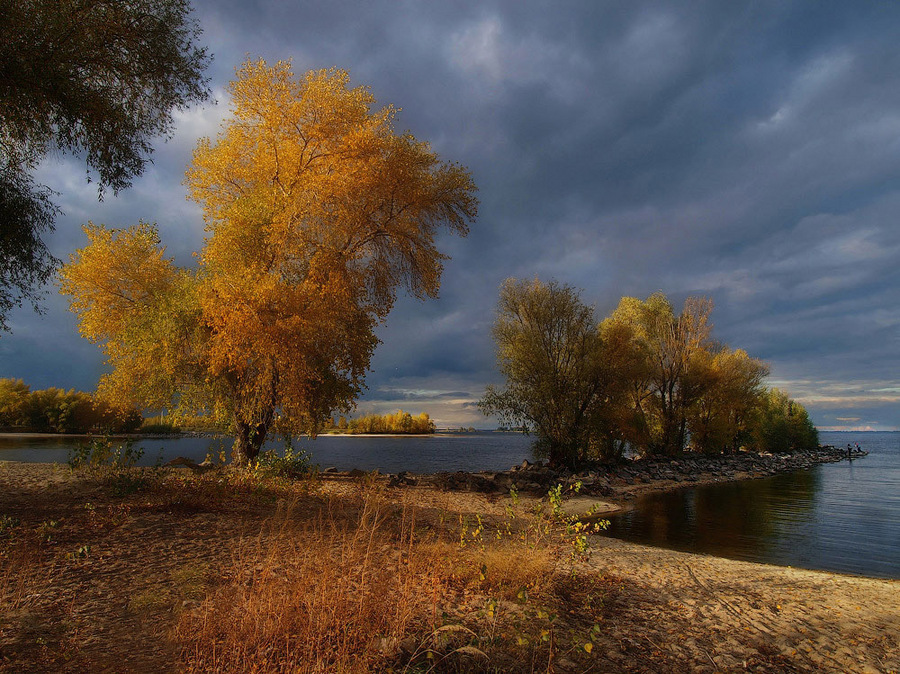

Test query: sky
[3,0,900,431]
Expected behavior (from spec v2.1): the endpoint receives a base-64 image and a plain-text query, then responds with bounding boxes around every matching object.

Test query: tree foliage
[481,279,806,466]
[478,279,628,468]
[0,0,210,329]
[753,388,819,453]
[60,60,477,463]
[0,378,141,433]
[0,169,56,328]
[344,410,435,435]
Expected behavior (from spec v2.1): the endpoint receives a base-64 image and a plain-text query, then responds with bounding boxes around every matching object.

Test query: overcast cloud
[4,0,900,430]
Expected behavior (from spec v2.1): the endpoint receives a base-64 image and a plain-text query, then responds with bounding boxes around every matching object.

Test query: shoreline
[0,460,896,671]
[345,444,863,516]
[0,442,860,516]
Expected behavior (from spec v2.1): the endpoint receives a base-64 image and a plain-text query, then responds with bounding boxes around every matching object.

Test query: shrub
[253,445,314,479]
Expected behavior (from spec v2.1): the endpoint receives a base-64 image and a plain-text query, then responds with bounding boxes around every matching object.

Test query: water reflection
[604,438,900,579]
[608,469,821,562]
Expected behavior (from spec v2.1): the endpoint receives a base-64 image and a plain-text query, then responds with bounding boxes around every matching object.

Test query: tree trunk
[233,418,269,465]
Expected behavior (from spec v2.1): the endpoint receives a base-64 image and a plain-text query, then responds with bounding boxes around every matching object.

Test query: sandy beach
[0,461,897,672]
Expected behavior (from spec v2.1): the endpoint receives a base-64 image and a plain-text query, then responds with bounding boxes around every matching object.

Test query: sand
[0,461,897,672]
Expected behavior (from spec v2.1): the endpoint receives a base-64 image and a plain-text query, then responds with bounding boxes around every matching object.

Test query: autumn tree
[0,378,141,433]
[478,279,625,468]
[601,293,715,457]
[751,388,819,453]
[481,282,812,461]
[0,0,210,329]
[346,410,435,435]
[0,378,30,427]
[685,347,769,454]
[61,60,477,463]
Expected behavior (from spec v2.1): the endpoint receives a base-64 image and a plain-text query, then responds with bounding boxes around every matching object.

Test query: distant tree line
[327,410,435,435]
[0,378,141,433]
[479,279,818,468]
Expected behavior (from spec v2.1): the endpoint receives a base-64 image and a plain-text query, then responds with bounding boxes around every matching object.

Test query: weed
[68,437,144,470]
[129,587,173,614]
[66,545,91,561]
[0,513,21,536]
[36,519,60,543]
[68,437,153,496]
[253,444,315,480]
[171,563,211,601]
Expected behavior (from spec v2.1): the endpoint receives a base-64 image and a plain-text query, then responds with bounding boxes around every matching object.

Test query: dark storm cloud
[6,1,900,429]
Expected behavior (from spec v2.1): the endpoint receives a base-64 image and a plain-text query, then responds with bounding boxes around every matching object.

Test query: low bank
[328,445,863,514]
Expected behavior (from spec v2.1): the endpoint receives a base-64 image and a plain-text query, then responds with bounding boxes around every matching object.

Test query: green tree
[0,0,210,329]
[752,388,818,453]
[479,278,617,468]
[60,61,477,464]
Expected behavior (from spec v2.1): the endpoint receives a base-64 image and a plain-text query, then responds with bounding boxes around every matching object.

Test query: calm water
[604,431,900,579]
[2,431,898,578]
[0,432,534,473]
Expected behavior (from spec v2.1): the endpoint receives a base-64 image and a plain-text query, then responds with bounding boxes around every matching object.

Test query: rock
[387,472,417,487]
[323,466,338,473]
[165,456,198,468]
[555,657,577,671]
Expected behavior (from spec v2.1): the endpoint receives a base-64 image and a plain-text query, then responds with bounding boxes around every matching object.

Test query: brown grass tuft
[174,482,619,673]
[175,490,440,672]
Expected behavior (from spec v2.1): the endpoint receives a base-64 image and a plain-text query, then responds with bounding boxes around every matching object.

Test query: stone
[165,456,198,468]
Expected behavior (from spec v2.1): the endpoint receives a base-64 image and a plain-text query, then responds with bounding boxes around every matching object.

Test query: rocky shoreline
[322,445,865,506]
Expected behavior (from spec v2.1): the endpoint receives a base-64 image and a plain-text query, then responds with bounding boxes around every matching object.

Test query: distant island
[324,410,435,435]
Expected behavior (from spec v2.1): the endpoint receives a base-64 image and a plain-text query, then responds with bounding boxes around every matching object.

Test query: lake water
[2,430,897,578]
[0,432,534,473]
[604,431,900,579]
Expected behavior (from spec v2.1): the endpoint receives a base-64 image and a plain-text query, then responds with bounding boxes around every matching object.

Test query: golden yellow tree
[685,347,769,454]
[601,293,715,456]
[61,59,478,463]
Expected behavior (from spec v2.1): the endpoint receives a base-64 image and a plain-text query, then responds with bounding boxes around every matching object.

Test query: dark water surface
[603,431,900,579]
[0,432,534,473]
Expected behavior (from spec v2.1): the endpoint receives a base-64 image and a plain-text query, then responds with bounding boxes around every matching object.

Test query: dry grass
[0,530,41,613]
[0,521,84,671]
[176,488,436,672]
[173,481,609,673]
[0,465,618,672]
